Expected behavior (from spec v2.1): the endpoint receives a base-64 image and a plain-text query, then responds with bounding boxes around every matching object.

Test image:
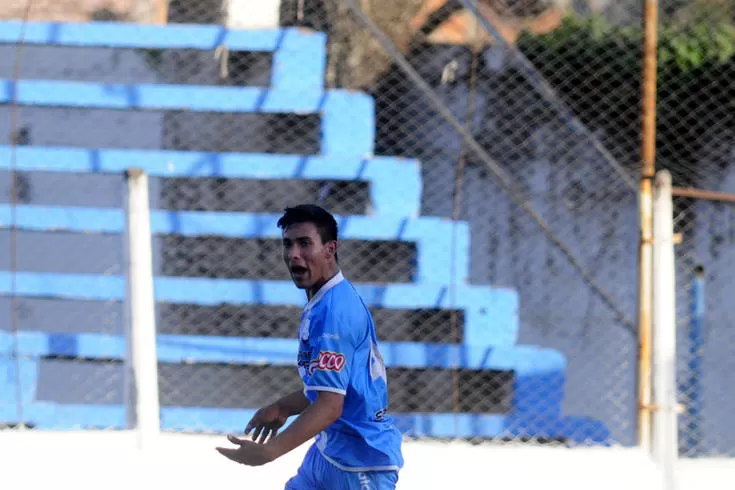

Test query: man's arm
[272,389,310,417]
[266,391,343,459]
[264,314,354,458]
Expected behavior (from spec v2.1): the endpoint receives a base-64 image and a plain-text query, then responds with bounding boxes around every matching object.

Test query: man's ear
[325,240,338,259]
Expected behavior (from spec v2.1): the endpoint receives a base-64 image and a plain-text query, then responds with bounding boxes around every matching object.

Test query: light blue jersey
[295,271,404,473]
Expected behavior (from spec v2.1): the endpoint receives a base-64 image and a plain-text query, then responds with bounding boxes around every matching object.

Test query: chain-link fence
[1,0,733,456]
[653,2,735,458]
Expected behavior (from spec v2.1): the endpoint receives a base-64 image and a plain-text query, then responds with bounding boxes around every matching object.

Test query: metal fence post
[123,168,161,449]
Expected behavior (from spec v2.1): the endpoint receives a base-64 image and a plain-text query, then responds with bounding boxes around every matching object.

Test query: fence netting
[1,0,733,456]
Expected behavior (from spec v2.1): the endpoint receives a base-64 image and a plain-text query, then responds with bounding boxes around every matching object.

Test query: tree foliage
[517,13,735,180]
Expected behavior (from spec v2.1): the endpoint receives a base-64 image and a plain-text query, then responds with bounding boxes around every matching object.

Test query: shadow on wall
[0,2,130,23]
[90,8,128,22]
[166,0,225,24]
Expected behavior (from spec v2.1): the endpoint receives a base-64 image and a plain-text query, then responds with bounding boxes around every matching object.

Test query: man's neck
[306,266,340,301]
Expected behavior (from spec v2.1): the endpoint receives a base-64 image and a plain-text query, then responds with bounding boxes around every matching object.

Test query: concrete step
[0,79,374,156]
[0,146,422,218]
[0,21,325,92]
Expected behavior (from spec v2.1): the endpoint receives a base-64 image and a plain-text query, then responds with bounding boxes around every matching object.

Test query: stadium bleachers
[0,21,609,443]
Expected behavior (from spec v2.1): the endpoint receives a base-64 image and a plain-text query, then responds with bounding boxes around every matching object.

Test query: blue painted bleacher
[0,21,609,443]
[0,148,423,217]
[0,78,375,155]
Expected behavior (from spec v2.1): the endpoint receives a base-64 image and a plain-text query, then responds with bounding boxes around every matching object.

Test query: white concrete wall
[0,431,733,490]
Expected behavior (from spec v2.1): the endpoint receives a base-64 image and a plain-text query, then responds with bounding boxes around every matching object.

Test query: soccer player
[216,204,404,489]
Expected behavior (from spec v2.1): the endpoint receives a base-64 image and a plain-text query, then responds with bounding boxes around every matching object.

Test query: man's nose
[287,245,301,261]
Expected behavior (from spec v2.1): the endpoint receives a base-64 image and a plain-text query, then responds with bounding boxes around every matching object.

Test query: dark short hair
[276,204,339,245]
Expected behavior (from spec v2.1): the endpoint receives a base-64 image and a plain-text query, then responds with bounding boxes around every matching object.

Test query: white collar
[304,270,344,311]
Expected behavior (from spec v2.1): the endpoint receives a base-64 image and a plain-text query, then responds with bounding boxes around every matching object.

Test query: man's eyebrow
[282,235,312,241]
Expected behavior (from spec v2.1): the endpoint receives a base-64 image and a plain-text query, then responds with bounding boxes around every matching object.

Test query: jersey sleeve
[305,309,358,396]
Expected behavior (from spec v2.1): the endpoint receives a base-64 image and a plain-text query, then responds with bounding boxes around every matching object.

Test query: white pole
[652,169,678,490]
[123,168,161,449]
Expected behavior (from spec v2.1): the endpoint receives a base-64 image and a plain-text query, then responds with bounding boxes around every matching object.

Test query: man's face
[282,222,335,290]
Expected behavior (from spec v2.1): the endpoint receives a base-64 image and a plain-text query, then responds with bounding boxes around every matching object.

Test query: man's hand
[215,434,276,467]
[245,404,289,444]
[216,391,340,467]
[264,391,344,460]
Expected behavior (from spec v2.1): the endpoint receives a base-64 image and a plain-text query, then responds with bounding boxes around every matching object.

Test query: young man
[216,204,404,489]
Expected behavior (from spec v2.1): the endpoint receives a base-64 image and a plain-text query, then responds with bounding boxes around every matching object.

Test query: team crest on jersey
[307,351,346,375]
[297,348,313,368]
[299,313,311,342]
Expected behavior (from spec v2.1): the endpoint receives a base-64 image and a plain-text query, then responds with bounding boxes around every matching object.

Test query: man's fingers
[244,416,283,443]
[245,415,260,435]
[216,447,241,463]
[227,434,246,445]
[258,427,271,444]
[266,427,280,443]
[251,424,264,442]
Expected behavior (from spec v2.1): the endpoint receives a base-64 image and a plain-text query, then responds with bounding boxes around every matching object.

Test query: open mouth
[290,266,308,277]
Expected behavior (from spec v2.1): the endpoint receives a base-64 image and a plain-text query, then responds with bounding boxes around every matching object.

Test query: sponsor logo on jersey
[308,350,346,375]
